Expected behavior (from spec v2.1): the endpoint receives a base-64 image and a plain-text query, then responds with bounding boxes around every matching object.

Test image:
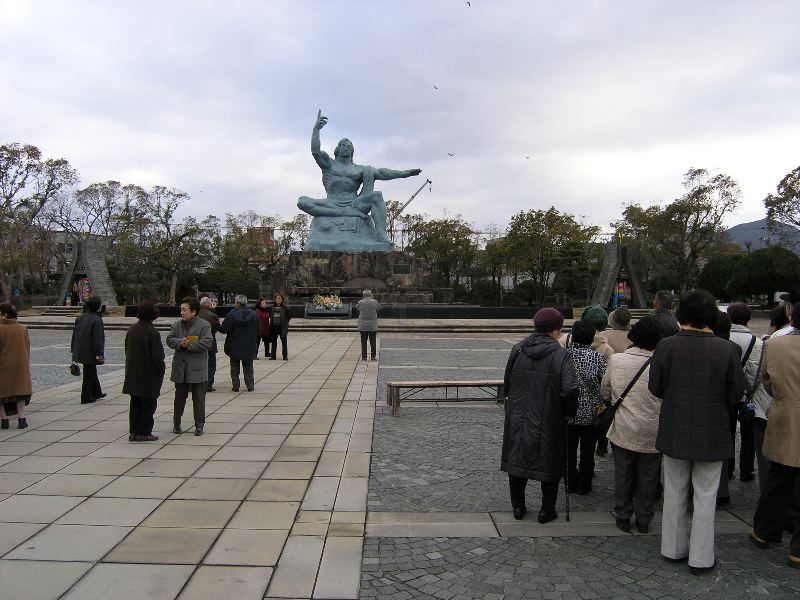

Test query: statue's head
[334,138,354,160]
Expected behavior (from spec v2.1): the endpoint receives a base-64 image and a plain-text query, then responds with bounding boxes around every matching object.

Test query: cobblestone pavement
[365,334,786,599]
[361,535,800,599]
[369,406,759,513]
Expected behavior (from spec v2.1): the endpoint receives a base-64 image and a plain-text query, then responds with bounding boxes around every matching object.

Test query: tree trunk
[0,271,10,303]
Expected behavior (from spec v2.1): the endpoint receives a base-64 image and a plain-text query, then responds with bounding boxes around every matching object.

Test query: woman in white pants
[648,289,745,575]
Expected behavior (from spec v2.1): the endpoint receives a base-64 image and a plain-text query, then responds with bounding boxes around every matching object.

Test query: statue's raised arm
[311,110,331,169]
[374,167,422,181]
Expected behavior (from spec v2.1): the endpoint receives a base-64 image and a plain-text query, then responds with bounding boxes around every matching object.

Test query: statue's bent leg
[357,192,392,244]
[298,196,367,219]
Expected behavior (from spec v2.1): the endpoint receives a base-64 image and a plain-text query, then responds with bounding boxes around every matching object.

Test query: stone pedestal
[285,251,453,304]
[306,216,393,251]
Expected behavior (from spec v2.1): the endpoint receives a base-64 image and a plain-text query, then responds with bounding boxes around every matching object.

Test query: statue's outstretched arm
[311,110,331,169]
[374,167,422,181]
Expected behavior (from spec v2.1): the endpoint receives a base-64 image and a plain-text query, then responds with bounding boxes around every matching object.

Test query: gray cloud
[1,0,798,231]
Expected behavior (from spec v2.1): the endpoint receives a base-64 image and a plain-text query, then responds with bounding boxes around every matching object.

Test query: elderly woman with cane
[501,308,579,523]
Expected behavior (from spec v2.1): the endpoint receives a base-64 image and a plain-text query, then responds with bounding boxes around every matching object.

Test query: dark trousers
[568,424,597,493]
[259,335,271,357]
[360,331,377,359]
[207,351,216,390]
[753,462,800,556]
[612,444,661,526]
[129,396,157,436]
[753,417,770,495]
[174,383,206,428]
[270,332,288,360]
[508,474,559,513]
[230,359,255,391]
[738,406,756,477]
[728,408,738,477]
[81,364,102,403]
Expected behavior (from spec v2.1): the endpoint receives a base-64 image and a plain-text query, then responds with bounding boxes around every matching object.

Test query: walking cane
[564,426,570,522]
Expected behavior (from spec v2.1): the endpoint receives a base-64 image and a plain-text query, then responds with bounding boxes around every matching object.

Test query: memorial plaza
[0,319,798,599]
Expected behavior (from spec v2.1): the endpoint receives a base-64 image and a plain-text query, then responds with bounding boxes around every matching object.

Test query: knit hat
[610,307,631,330]
[533,307,564,332]
[581,304,608,331]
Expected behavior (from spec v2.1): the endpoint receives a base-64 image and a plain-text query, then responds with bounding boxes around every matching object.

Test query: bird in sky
[448,153,455,157]
[434,85,438,90]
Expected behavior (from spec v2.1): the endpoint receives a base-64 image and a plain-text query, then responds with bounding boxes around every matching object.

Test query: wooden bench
[386,380,504,416]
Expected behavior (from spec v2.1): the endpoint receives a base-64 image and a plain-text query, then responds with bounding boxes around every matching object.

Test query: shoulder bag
[596,357,651,437]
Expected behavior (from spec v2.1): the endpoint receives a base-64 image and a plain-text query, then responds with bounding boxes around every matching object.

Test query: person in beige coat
[749,303,800,569]
[605,307,633,354]
[0,303,33,429]
[601,317,663,533]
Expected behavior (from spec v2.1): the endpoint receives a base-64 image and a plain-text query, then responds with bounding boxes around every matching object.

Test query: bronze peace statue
[297,110,422,251]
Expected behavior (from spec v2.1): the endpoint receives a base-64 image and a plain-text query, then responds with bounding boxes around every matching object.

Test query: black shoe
[576,487,591,496]
[1,419,9,429]
[716,496,730,507]
[689,560,717,575]
[247,388,254,392]
[173,425,182,434]
[207,386,216,392]
[661,555,688,564]
[269,357,277,361]
[635,522,649,534]
[232,387,240,392]
[194,427,203,436]
[513,506,527,520]
[283,357,288,361]
[740,473,755,482]
[81,398,96,404]
[17,418,27,429]
[615,518,630,532]
[362,356,368,361]
[596,448,607,457]
[95,393,107,400]
[254,356,260,360]
[537,510,558,524]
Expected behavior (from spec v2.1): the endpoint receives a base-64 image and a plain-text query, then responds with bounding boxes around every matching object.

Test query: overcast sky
[2,0,798,232]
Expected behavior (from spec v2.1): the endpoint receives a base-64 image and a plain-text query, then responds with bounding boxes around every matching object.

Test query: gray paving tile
[314,536,363,599]
[267,535,325,598]
[62,563,194,600]
[95,475,185,498]
[5,524,132,561]
[0,522,47,556]
[228,501,299,529]
[177,565,273,600]
[0,494,84,523]
[56,497,161,526]
[0,559,92,600]
[171,477,255,500]
[141,499,239,528]
[204,528,288,566]
[104,527,220,564]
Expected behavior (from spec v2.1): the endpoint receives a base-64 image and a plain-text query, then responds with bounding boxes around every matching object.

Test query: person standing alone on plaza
[501,307,579,524]
[0,303,33,429]
[649,289,745,575]
[122,300,165,442]
[357,289,380,361]
[220,295,259,392]
[198,296,220,392]
[269,293,291,360]
[71,296,106,404]
[167,297,213,436]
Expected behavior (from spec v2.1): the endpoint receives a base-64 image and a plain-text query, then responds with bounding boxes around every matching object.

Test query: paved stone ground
[361,535,800,599]
[364,330,797,599]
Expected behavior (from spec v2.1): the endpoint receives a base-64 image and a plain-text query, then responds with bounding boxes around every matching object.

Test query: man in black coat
[122,301,165,441]
[651,290,680,339]
[501,307,579,524]
[70,296,106,404]
[220,294,259,392]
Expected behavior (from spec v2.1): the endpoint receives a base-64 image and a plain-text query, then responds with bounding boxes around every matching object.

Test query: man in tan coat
[0,303,33,429]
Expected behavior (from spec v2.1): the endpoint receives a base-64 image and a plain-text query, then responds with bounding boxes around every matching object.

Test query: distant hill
[726,218,800,251]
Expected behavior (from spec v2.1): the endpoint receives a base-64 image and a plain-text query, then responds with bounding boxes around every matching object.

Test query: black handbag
[596,357,651,437]
[69,362,81,376]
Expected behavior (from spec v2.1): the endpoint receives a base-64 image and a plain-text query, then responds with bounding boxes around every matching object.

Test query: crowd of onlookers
[502,289,800,574]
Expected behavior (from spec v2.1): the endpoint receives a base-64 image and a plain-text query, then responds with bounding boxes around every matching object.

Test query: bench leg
[391,388,400,416]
